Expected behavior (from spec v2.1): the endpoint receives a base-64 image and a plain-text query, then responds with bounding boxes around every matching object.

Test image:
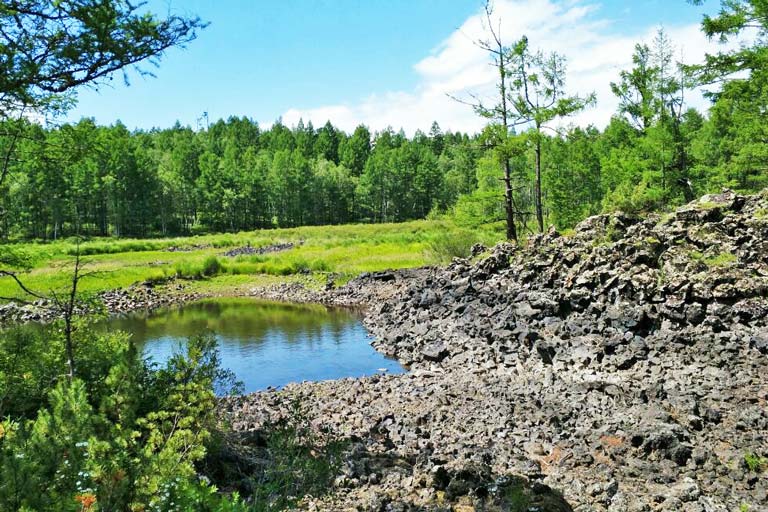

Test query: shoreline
[222,190,768,511]
[4,190,767,510]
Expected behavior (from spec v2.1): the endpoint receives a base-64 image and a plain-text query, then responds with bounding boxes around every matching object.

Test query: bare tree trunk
[497,22,518,243]
[51,241,83,382]
[503,159,518,241]
[63,247,82,381]
[534,133,544,232]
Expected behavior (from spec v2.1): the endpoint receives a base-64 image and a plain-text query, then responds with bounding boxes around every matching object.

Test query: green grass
[0,220,503,300]
[744,452,767,473]
[697,200,723,210]
[689,250,738,267]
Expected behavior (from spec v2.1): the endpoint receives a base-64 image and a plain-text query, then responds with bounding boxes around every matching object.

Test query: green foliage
[501,480,531,511]
[0,117,474,240]
[497,476,570,512]
[0,245,35,269]
[744,452,767,473]
[1,0,767,261]
[202,256,223,277]
[0,220,491,300]
[602,175,667,214]
[544,127,602,228]
[0,321,342,511]
[703,253,737,266]
[689,250,738,267]
[245,408,347,512]
[0,327,247,511]
[425,229,482,263]
[0,0,205,116]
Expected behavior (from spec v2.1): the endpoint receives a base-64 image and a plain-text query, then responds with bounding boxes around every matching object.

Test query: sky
[64,0,727,135]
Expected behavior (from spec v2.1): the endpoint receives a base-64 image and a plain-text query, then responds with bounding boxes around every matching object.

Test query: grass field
[0,220,503,301]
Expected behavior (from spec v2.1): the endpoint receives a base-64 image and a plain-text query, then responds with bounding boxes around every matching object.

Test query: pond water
[103,298,404,393]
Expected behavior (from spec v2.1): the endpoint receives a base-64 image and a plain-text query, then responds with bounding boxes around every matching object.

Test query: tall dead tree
[2,239,89,382]
[456,1,595,235]
[452,1,521,242]
[50,241,85,381]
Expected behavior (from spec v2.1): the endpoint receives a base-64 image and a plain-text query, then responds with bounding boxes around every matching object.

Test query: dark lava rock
[223,189,768,511]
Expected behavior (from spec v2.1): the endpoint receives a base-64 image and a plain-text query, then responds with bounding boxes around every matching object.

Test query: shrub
[205,402,346,512]
[426,229,481,263]
[202,256,223,277]
[0,245,35,268]
[0,329,243,511]
[175,261,202,279]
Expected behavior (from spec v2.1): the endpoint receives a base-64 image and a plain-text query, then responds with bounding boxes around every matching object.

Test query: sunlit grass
[0,220,503,300]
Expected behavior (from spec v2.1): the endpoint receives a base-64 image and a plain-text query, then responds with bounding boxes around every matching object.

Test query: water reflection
[102,298,404,393]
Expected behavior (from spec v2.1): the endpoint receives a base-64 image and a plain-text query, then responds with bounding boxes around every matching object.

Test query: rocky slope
[250,268,423,308]
[224,189,768,511]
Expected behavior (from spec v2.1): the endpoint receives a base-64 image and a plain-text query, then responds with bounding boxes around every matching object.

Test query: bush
[0,329,243,511]
[426,229,481,263]
[174,261,203,279]
[0,245,35,268]
[202,256,223,277]
[205,402,346,512]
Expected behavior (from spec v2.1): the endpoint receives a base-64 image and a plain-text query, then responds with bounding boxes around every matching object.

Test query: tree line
[0,118,481,238]
[2,7,767,241]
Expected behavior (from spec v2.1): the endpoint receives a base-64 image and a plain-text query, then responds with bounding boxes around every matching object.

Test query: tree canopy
[0,0,205,117]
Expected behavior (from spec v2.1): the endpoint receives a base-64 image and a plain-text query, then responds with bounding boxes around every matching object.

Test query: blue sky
[65,0,720,133]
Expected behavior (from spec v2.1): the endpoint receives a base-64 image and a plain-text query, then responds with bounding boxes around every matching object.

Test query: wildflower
[75,441,89,448]
[75,492,97,511]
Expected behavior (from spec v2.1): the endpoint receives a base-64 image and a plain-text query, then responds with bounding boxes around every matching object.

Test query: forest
[2,26,767,241]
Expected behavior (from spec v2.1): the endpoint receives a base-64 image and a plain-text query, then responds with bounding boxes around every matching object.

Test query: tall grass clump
[426,229,482,263]
[174,256,225,280]
[202,255,223,276]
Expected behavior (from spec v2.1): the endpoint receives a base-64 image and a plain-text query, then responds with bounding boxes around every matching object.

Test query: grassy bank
[0,220,502,301]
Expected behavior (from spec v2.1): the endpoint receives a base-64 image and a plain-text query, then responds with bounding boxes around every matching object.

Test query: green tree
[687,0,768,193]
[504,36,595,232]
[0,0,205,117]
[544,126,602,228]
[340,125,371,176]
[611,43,658,130]
[315,121,341,163]
[429,121,445,156]
[461,2,523,241]
[605,30,698,209]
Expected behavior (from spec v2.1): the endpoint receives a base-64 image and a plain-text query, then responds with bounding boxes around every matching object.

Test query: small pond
[102,298,404,393]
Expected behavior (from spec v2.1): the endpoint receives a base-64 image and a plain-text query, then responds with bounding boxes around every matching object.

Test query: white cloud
[280,0,723,136]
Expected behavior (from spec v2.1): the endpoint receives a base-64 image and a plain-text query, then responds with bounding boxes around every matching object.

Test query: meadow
[0,220,503,301]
